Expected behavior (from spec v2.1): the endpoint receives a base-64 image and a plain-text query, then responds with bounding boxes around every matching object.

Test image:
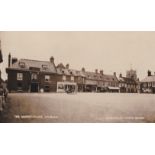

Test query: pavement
[1,93,155,123]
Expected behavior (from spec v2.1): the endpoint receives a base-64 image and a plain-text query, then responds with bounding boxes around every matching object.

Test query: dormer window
[42,65,48,70]
[19,62,25,68]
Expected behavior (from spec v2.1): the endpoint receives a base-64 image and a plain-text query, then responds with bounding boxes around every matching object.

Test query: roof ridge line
[20,58,50,63]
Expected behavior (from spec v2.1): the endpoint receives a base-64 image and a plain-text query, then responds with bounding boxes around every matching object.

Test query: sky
[0,31,155,80]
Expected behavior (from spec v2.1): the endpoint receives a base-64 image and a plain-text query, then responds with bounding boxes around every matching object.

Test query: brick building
[6,54,57,92]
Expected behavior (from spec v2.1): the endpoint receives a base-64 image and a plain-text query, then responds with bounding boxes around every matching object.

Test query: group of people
[0,84,8,112]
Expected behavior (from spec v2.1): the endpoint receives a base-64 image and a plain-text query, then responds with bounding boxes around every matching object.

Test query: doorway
[31,83,39,92]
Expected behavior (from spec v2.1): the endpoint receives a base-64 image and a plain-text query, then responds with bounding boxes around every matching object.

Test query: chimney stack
[82,67,85,72]
[148,70,151,76]
[66,64,69,69]
[50,56,54,63]
[114,72,116,77]
[8,53,11,67]
[100,70,103,75]
[95,69,98,74]
[119,73,122,78]
[12,57,18,64]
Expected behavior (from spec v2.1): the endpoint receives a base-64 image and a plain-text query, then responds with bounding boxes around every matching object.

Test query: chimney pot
[100,70,103,75]
[12,57,18,64]
[95,69,98,74]
[50,56,54,63]
[66,64,69,69]
[82,67,85,72]
[148,70,151,76]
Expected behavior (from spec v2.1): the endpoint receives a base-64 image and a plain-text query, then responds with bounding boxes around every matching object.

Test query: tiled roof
[56,68,70,75]
[84,72,118,82]
[85,79,98,85]
[8,58,119,82]
[103,74,118,82]
[84,71,99,80]
[119,77,137,84]
[10,59,57,73]
[141,76,155,83]
[83,72,98,85]
[56,66,86,77]
[69,69,85,77]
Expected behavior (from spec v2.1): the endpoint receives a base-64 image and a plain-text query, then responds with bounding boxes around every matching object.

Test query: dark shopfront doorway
[31,83,39,92]
[152,87,155,94]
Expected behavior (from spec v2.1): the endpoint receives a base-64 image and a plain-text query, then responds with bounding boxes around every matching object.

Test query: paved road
[1,93,155,123]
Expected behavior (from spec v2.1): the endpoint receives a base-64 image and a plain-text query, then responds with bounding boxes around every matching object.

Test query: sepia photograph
[1,1,155,155]
[0,31,155,123]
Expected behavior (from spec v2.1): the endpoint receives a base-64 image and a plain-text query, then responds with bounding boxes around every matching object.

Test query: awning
[108,87,120,90]
[57,81,77,85]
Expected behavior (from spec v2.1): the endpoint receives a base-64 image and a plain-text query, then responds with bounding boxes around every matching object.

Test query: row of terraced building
[6,54,140,93]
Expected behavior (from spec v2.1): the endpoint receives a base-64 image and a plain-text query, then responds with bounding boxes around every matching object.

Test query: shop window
[17,73,23,81]
[45,75,50,82]
[58,84,64,89]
